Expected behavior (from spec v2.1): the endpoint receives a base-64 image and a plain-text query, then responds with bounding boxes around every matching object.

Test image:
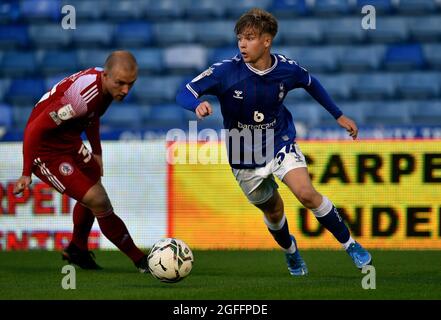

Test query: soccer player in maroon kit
[13,50,149,272]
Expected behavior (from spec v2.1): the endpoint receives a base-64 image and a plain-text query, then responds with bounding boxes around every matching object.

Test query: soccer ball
[148,238,194,283]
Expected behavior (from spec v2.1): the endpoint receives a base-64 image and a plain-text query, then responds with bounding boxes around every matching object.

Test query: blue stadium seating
[384,44,425,71]
[1,51,38,76]
[77,49,108,69]
[315,74,354,101]
[0,103,13,129]
[132,76,184,104]
[408,16,441,42]
[131,48,164,74]
[355,0,393,14]
[224,0,272,18]
[296,46,341,73]
[45,74,67,91]
[102,0,144,20]
[423,44,441,70]
[395,0,438,14]
[101,104,143,129]
[194,21,236,47]
[310,0,352,16]
[71,23,114,48]
[185,0,226,19]
[144,0,187,20]
[396,72,441,99]
[278,19,323,45]
[163,45,207,74]
[352,74,398,100]
[286,103,321,128]
[269,0,309,17]
[40,51,78,75]
[12,106,33,128]
[145,104,188,130]
[207,47,241,65]
[0,79,10,101]
[339,45,385,71]
[153,22,195,46]
[0,25,28,49]
[367,17,408,43]
[363,102,410,125]
[408,101,441,126]
[114,22,153,48]
[61,0,103,20]
[0,1,21,23]
[6,78,45,106]
[28,24,71,48]
[323,18,366,44]
[20,0,61,21]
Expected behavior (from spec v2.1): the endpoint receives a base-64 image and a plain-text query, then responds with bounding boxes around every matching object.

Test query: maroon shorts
[32,144,101,201]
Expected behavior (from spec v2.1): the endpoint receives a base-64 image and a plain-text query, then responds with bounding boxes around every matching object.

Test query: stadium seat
[384,44,425,71]
[61,0,103,20]
[102,0,144,20]
[285,103,321,128]
[143,0,187,20]
[0,51,38,77]
[314,74,355,101]
[408,16,441,42]
[163,45,207,74]
[130,48,163,74]
[5,78,46,106]
[309,0,352,16]
[185,0,226,19]
[77,49,108,69]
[152,22,195,46]
[409,101,441,126]
[338,102,366,125]
[423,44,441,70]
[71,23,114,48]
[12,106,33,129]
[144,104,188,130]
[29,24,72,48]
[0,25,28,49]
[45,74,67,91]
[101,104,143,129]
[20,0,61,21]
[296,46,341,73]
[224,0,272,18]
[278,19,323,45]
[396,72,441,99]
[394,0,437,14]
[132,76,183,104]
[207,47,241,65]
[39,51,78,76]
[269,0,309,17]
[193,20,236,47]
[322,18,366,44]
[363,102,410,125]
[339,45,385,71]
[352,74,398,100]
[355,0,393,14]
[0,1,21,23]
[367,17,408,43]
[114,22,153,47]
[0,103,13,129]
[0,79,11,101]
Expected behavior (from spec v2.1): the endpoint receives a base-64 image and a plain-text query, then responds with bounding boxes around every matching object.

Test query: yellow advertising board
[168,140,441,249]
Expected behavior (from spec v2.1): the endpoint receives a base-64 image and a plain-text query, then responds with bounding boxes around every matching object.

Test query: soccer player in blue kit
[176,8,372,276]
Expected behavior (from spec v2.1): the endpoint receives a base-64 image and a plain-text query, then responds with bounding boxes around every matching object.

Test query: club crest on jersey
[57,104,76,121]
[59,162,74,176]
[278,82,285,101]
[233,90,243,99]
[191,67,214,83]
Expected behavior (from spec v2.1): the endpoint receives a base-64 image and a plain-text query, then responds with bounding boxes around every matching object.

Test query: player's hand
[93,154,103,176]
[13,176,32,195]
[337,115,358,140]
[195,101,212,119]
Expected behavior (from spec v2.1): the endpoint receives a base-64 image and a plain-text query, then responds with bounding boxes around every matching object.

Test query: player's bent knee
[295,188,320,208]
[81,183,112,213]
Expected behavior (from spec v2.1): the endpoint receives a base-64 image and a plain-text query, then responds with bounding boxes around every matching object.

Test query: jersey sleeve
[291,61,312,89]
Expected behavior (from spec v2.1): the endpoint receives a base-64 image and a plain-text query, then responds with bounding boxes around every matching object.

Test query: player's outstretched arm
[337,115,358,140]
[13,175,32,195]
[195,101,213,119]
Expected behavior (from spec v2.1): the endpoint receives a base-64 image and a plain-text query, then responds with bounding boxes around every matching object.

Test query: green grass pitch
[1,250,440,300]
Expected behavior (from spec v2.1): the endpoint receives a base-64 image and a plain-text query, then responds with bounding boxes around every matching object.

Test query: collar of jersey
[245,54,278,76]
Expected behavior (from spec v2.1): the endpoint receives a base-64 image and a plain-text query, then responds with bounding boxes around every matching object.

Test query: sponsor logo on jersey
[57,104,76,121]
[49,111,62,125]
[59,162,74,176]
[191,67,214,83]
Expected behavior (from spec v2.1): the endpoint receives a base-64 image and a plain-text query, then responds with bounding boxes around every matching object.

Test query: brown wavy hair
[234,8,278,38]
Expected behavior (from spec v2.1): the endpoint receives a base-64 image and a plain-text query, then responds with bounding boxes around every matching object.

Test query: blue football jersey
[184,53,314,169]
